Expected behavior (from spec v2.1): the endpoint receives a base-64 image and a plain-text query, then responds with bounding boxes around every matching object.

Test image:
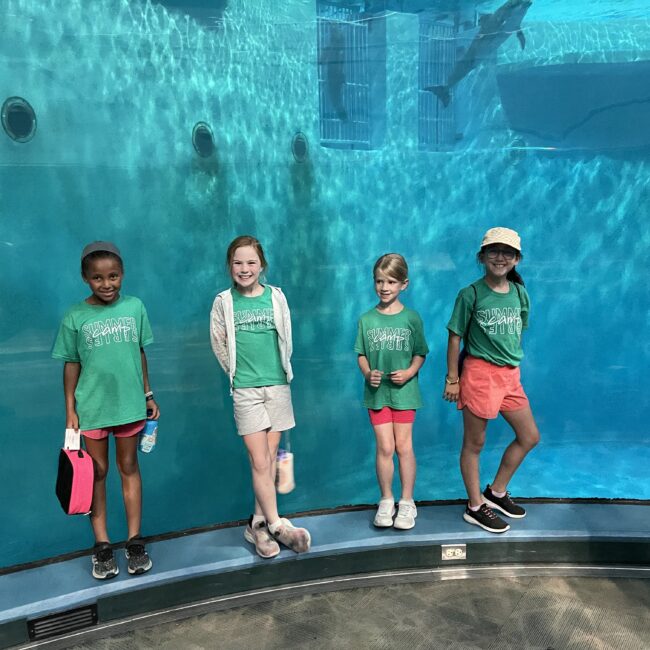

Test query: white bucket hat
[480,227,521,252]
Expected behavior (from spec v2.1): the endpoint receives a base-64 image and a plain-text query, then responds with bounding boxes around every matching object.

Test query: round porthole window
[192,122,215,158]
[291,132,309,163]
[2,97,37,143]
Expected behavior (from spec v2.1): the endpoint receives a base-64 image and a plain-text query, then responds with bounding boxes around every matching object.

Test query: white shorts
[232,384,295,436]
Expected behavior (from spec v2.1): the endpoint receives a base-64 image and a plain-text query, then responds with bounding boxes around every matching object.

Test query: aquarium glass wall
[1,0,649,568]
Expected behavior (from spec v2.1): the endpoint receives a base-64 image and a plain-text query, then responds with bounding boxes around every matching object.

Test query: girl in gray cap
[52,241,160,579]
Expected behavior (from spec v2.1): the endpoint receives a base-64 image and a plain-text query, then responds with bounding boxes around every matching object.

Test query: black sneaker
[483,485,526,519]
[125,537,153,575]
[91,542,119,580]
[463,504,510,533]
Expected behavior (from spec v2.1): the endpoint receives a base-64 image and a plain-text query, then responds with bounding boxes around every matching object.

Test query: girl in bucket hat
[442,227,540,533]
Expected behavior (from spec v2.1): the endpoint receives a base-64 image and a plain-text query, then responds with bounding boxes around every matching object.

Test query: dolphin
[321,23,348,122]
[426,0,532,108]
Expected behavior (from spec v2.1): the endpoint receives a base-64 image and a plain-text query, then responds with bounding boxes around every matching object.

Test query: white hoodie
[210,285,294,393]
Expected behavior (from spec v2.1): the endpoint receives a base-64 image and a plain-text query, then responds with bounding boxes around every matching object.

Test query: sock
[399,498,415,505]
[251,514,265,527]
[267,519,282,534]
[468,503,482,512]
[491,488,506,498]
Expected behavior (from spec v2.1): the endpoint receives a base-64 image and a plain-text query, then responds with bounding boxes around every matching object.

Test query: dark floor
[70,577,650,650]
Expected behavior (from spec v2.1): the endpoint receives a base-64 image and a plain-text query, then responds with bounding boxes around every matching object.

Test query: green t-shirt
[354,306,429,410]
[232,286,287,388]
[447,278,530,367]
[51,295,154,430]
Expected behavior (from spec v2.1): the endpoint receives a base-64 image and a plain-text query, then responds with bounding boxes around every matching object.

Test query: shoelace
[96,548,113,563]
[254,524,275,542]
[397,504,415,518]
[127,543,145,557]
[479,505,497,520]
[378,501,394,516]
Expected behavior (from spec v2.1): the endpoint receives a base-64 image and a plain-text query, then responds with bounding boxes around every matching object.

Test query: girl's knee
[376,441,395,458]
[93,461,109,482]
[395,439,413,457]
[117,456,139,477]
[250,454,272,475]
[462,438,485,455]
[523,429,540,450]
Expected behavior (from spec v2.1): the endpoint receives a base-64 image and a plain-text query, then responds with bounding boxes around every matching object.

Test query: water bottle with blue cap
[138,410,158,453]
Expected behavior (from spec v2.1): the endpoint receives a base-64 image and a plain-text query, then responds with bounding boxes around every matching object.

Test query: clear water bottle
[275,447,295,494]
[138,415,157,453]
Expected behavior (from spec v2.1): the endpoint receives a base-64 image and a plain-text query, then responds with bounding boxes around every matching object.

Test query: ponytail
[507,268,525,286]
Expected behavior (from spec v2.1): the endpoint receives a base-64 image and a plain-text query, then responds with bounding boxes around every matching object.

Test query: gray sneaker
[125,537,153,575]
[244,518,281,558]
[91,542,119,580]
[271,518,311,553]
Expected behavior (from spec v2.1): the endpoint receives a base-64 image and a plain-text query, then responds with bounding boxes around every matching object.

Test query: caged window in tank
[317,1,386,150]
[418,14,457,152]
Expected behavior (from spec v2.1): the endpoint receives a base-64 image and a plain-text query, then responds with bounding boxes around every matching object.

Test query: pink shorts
[82,420,145,440]
[368,407,416,426]
[458,356,529,420]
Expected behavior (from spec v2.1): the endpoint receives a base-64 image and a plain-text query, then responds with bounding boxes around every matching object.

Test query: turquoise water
[0,0,649,568]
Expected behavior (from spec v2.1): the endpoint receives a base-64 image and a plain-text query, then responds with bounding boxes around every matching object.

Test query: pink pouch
[56,448,94,515]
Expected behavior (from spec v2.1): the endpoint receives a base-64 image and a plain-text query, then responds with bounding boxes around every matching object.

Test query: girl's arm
[210,298,230,374]
[280,289,293,360]
[358,355,383,388]
[389,355,426,385]
[443,332,462,402]
[141,348,160,419]
[63,361,81,430]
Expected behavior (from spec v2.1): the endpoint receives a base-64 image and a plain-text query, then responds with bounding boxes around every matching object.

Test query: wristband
[145,391,154,401]
[445,376,460,385]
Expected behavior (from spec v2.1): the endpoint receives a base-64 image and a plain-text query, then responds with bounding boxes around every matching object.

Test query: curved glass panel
[0,0,648,568]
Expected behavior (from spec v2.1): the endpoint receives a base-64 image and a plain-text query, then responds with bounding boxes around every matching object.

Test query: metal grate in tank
[27,604,97,641]
[317,3,371,150]
[418,16,456,151]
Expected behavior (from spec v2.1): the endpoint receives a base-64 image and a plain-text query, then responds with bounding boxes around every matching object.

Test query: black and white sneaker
[463,504,510,533]
[483,485,526,519]
[91,542,119,580]
[125,537,153,575]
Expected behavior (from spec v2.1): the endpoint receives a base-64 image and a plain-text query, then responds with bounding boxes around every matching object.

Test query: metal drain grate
[27,604,97,641]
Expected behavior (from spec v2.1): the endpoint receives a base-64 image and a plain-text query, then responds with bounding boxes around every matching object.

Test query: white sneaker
[393,499,417,530]
[373,497,396,527]
[269,518,311,553]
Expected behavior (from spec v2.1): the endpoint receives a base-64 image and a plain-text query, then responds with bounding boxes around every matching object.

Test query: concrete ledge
[2,503,649,648]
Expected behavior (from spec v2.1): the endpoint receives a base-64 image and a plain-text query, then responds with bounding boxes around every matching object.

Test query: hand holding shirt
[355,307,429,410]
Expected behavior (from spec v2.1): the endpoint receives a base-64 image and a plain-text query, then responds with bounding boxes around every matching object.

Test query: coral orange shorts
[458,356,528,420]
[82,420,145,440]
[368,407,416,426]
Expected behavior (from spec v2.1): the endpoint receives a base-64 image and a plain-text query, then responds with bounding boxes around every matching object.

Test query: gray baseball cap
[81,241,122,261]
